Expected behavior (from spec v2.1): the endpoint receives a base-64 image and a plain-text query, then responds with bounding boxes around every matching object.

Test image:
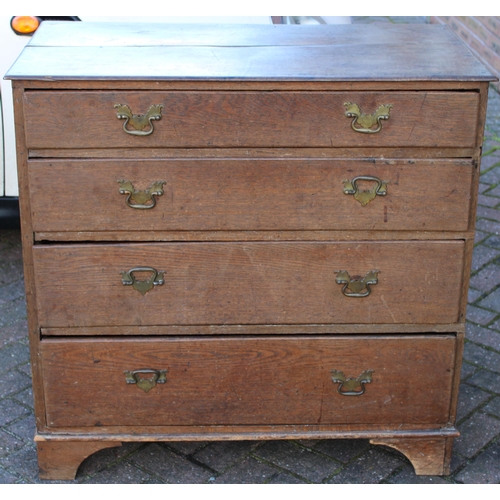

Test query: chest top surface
[5,22,495,82]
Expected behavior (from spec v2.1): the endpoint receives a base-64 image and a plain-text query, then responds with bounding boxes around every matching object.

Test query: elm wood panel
[32,241,465,328]
[22,91,480,149]
[28,158,474,233]
[7,24,494,81]
[39,335,456,427]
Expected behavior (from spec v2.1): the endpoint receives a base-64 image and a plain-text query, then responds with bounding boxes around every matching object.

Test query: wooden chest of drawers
[6,22,495,480]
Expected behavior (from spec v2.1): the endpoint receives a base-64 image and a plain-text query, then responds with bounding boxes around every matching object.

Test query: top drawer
[23,90,480,149]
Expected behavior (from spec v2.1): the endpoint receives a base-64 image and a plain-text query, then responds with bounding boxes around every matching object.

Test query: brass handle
[344,102,393,134]
[121,267,165,296]
[118,179,166,209]
[331,370,373,396]
[124,369,167,393]
[335,270,379,298]
[342,176,388,207]
[114,104,163,136]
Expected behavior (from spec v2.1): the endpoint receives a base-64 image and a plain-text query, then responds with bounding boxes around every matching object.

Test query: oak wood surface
[40,335,456,428]
[23,90,480,149]
[6,23,494,81]
[28,158,474,233]
[33,230,475,243]
[32,241,465,327]
[28,147,480,159]
[12,85,49,430]
[36,438,121,480]
[8,21,492,478]
[448,331,466,423]
[40,323,466,337]
[35,425,459,441]
[18,80,492,91]
[369,437,451,475]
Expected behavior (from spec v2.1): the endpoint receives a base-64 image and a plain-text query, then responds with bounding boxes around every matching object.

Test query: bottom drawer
[40,335,457,428]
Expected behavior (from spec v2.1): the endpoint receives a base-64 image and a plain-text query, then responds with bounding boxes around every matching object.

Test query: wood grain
[28,158,474,233]
[11,83,49,430]
[32,241,465,327]
[18,79,491,91]
[40,335,456,428]
[9,22,492,479]
[5,23,494,81]
[40,323,466,337]
[36,438,121,480]
[33,230,475,243]
[369,437,451,475]
[28,147,480,159]
[23,90,480,149]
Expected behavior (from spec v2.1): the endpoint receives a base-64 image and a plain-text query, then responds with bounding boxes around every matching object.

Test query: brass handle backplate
[344,102,393,134]
[114,103,163,136]
[121,267,165,295]
[343,176,388,207]
[331,370,373,396]
[335,269,379,297]
[125,369,167,393]
[118,179,166,209]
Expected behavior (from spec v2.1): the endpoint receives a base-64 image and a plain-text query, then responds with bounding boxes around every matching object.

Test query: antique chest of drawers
[6,22,495,480]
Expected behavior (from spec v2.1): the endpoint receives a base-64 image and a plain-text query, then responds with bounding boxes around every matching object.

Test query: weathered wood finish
[35,229,475,243]
[6,23,495,479]
[7,23,493,81]
[40,335,456,427]
[36,438,121,480]
[28,158,474,233]
[23,90,480,149]
[40,323,466,338]
[32,241,465,327]
[369,437,452,475]
[28,146,480,159]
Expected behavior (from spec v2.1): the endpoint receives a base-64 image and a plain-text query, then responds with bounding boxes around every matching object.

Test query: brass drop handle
[331,370,373,396]
[125,369,167,393]
[344,102,393,134]
[114,103,163,136]
[335,269,379,298]
[342,176,388,207]
[118,179,166,209]
[121,267,165,296]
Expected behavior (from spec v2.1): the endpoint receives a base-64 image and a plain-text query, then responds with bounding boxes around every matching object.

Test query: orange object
[11,16,40,35]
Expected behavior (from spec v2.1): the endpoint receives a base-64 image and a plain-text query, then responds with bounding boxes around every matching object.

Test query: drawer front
[40,335,457,427]
[29,158,474,233]
[23,91,479,149]
[33,241,465,328]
